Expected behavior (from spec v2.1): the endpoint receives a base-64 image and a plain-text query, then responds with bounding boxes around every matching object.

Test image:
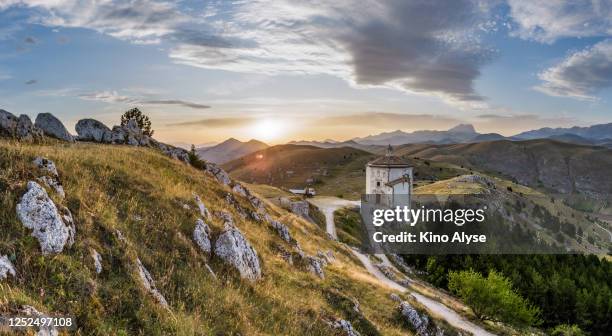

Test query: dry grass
[0,140,422,335]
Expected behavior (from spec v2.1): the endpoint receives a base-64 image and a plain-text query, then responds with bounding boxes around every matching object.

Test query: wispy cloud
[78,90,136,103]
[167,117,254,127]
[141,100,210,109]
[535,40,612,100]
[25,79,37,85]
[507,0,612,43]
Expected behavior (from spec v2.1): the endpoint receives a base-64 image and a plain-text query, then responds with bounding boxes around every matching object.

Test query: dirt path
[307,196,360,239]
[309,196,497,336]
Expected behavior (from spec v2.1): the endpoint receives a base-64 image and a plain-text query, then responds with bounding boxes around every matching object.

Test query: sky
[0,0,611,145]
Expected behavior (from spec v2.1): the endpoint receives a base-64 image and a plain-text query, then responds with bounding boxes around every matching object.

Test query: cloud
[24,36,37,44]
[535,40,612,100]
[4,0,497,109]
[167,117,254,128]
[24,79,37,85]
[507,0,612,43]
[78,90,135,103]
[141,99,210,109]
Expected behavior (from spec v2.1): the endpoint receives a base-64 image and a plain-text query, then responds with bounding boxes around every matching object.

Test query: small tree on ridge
[121,107,154,136]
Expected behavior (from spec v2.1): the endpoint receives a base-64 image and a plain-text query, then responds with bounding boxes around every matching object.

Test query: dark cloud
[24,36,37,44]
[142,100,211,109]
[25,79,37,85]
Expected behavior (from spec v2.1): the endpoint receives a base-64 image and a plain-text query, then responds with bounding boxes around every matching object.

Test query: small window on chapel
[376,181,381,187]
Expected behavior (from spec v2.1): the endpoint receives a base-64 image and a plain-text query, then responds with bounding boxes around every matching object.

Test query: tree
[121,108,154,136]
[448,269,540,328]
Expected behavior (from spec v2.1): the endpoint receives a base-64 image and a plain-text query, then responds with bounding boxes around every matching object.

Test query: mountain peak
[448,124,476,133]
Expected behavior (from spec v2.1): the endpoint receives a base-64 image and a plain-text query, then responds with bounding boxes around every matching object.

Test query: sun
[249,118,287,142]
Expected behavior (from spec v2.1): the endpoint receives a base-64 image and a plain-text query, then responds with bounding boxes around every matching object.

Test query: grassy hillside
[0,139,434,335]
[224,144,470,200]
[392,139,612,204]
[224,145,376,200]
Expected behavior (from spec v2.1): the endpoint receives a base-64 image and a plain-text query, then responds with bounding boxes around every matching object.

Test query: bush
[550,324,586,336]
[448,269,540,328]
[121,107,154,136]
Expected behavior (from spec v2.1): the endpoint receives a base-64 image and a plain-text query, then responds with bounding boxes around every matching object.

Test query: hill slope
[197,138,268,164]
[392,139,612,199]
[1,139,451,335]
[224,145,377,199]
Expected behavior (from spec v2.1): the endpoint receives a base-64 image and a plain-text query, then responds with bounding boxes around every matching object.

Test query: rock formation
[35,113,74,142]
[193,219,212,254]
[136,258,169,307]
[214,226,262,282]
[0,109,43,141]
[0,255,16,280]
[16,181,75,254]
[91,249,103,274]
[75,118,112,142]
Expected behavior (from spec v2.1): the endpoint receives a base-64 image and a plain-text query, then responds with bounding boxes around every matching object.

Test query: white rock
[307,256,325,279]
[214,226,262,282]
[91,249,103,274]
[16,114,43,141]
[215,211,234,227]
[399,301,430,336]
[16,181,74,254]
[33,157,59,177]
[193,219,212,254]
[20,305,58,336]
[35,113,74,142]
[331,319,361,336]
[194,194,211,219]
[136,258,169,307]
[38,176,65,199]
[0,255,16,280]
[270,220,292,243]
[75,118,112,142]
[232,183,247,197]
[205,163,231,185]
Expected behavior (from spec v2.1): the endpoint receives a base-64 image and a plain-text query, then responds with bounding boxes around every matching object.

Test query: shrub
[121,107,154,136]
[550,324,586,336]
[448,269,540,328]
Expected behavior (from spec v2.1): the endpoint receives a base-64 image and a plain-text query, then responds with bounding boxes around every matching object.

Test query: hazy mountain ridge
[513,123,612,140]
[197,138,268,164]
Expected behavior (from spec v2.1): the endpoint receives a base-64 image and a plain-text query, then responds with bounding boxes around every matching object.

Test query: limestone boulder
[136,258,169,307]
[331,320,361,336]
[35,113,74,142]
[214,226,262,282]
[193,219,212,254]
[16,181,75,254]
[270,219,292,243]
[75,118,112,142]
[91,249,103,274]
[0,255,16,280]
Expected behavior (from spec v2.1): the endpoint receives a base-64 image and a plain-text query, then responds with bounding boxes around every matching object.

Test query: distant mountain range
[197,138,268,164]
[299,122,612,148]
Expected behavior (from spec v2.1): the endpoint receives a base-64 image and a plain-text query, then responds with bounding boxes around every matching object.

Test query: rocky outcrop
[205,162,231,185]
[194,194,211,219]
[20,305,59,336]
[33,157,65,199]
[136,258,168,307]
[331,319,361,336]
[91,249,103,274]
[306,256,326,279]
[398,301,445,336]
[35,113,74,142]
[270,219,292,243]
[16,181,75,254]
[214,226,262,282]
[231,183,247,197]
[0,255,16,280]
[0,110,43,141]
[280,198,310,219]
[75,118,112,142]
[215,211,234,227]
[193,219,212,254]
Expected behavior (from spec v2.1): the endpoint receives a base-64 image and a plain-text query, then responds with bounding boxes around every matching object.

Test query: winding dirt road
[309,196,497,336]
